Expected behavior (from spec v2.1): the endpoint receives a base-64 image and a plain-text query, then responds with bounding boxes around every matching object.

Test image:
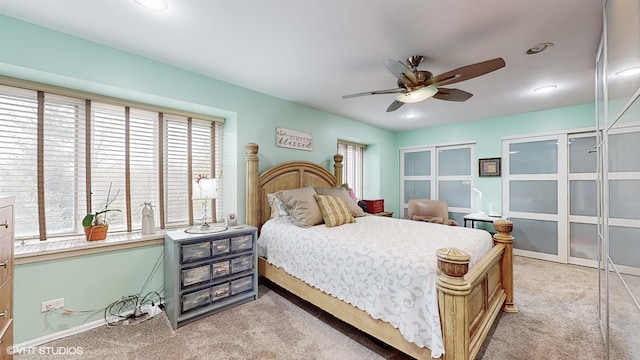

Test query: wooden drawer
[0,281,10,338]
[181,264,211,288]
[0,206,11,240]
[181,241,211,263]
[231,235,252,252]
[211,261,230,280]
[231,275,254,295]
[211,283,230,303]
[231,255,253,274]
[181,287,210,313]
[0,238,12,287]
[211,238,230,256]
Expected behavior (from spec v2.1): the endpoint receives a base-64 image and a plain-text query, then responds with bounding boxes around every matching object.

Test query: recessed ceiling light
[404,113,417,119]
[615,67,640,77]
[135,0,168,11]
[526,42,554,55]
[534,85,557,94]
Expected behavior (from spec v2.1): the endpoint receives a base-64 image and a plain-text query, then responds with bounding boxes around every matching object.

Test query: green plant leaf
[82,214,94,227]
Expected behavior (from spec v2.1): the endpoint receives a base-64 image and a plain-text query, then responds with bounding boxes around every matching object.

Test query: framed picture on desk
[479,157,501,177]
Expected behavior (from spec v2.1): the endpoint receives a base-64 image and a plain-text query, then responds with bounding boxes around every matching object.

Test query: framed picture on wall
[479,157,501,177]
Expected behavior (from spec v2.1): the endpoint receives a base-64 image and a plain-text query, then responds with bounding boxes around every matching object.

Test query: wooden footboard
[258,221,516,360]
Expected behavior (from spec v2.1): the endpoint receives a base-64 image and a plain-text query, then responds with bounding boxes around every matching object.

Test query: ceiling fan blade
[384,59,419,86]
[427,57,505,87]
[342,88,405,99]
[386,100,405,112]
[433,88,473,102]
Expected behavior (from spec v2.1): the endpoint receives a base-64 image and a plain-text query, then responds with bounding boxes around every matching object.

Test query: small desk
[463,213,504,228]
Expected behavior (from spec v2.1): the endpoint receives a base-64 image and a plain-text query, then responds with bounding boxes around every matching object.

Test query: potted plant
[82,184,121,241]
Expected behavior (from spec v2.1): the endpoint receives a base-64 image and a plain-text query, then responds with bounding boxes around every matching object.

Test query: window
[337,141,365,199]
[0,83,223,241]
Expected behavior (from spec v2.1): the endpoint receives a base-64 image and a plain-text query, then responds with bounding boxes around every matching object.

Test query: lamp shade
[396,85,438,103]
[193,178,217,200]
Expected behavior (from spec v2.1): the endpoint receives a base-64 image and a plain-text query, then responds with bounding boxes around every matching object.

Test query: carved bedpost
[492,219,518,313]
[245,143,259,228]
[437,248,471,360]
[333,154,343,186]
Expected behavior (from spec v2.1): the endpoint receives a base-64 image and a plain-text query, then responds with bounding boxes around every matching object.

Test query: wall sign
[276,127,312,151]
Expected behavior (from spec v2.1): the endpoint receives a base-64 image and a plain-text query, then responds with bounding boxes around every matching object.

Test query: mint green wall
[0,15,397,343]
[395,102,596,214]
[14,245,163,342]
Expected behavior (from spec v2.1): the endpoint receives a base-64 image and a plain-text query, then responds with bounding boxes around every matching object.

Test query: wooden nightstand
[164,225,258,329]
[372,211,393,217]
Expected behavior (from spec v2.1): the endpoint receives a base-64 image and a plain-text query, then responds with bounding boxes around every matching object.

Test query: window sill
[14,231,166,265]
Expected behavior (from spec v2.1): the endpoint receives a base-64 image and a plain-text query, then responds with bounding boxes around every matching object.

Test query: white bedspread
[258,215,494,358]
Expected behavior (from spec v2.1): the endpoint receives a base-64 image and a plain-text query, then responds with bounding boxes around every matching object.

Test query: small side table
[463,213,505,228]
[372,211,393,217]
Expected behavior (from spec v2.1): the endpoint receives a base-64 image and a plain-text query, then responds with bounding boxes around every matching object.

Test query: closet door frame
[502,133,568,263]
[568,131,600,269]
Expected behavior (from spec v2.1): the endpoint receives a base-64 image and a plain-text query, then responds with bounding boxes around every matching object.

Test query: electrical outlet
[41,298,64,312]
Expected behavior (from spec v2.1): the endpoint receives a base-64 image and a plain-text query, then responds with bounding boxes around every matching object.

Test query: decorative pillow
[313,194,355,228]
[267,193,290,222]
[315,186,366,217]
[275,186,323,227]
[339,183,358,201]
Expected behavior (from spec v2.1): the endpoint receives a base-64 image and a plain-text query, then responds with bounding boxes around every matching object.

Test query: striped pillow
[313,194,355,227]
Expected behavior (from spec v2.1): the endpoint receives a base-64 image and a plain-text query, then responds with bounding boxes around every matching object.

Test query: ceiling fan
[342,55,506,112]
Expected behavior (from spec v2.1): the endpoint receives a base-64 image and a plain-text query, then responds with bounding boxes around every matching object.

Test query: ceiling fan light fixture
[135,0,168,11]
[396,85,438,103]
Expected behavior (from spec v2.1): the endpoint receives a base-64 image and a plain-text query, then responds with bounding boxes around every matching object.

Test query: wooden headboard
[245,143,343,229]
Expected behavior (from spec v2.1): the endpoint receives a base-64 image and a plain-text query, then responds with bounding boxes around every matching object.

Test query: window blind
[90,102,127,232]
[43,93,87,237]
[337,141,365,199]
[164,115,190,227]
[128,108,160,231]
[0,86,39,238]
[0,83,224,241]
[191,119,217,222]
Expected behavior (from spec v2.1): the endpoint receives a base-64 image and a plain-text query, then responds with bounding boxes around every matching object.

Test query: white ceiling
[0,0,603,132]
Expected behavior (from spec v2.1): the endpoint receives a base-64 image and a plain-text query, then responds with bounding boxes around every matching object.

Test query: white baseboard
[14,318,107,349]
[14,306,164,348]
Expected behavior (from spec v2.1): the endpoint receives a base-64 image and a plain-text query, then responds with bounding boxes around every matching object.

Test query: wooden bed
[244,143,518,360]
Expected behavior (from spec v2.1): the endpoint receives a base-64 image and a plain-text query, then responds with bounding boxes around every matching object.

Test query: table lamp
[186,176,227,233]
[472,187,485,215]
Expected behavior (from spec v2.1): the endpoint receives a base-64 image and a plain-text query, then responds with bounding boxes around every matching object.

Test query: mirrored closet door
[598,0,640,357]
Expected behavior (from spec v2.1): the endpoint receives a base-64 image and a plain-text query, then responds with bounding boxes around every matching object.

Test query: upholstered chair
[407,199,459,226]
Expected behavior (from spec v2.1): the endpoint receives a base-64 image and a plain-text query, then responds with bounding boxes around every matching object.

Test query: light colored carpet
[14,256,638,359]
